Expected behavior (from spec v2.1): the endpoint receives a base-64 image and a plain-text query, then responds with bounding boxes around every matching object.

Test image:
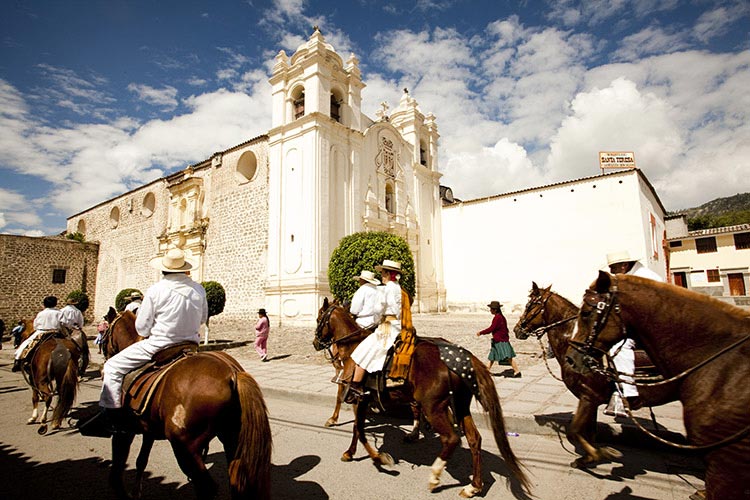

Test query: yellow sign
[599,151,635,169]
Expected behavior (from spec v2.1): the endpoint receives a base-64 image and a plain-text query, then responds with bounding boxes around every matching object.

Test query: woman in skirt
[476,300,521,377]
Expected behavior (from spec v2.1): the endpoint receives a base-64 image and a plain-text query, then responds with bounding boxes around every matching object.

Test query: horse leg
[325,383,344,428]
[423,405,461,491]
[110,432,136,500]
[568,397,622,468]
[170,439,217,499]
[133,435,155,500]
[404,402,421,443]
[27,390,40,424]
[458,414,483,498]
[341,398,365,461]
[37,390,53,435]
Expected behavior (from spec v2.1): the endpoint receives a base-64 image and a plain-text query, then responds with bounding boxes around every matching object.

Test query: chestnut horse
[102,308,140,359]
[513,282,678,467]
[96,309,272,500]
[566,271,750,500]
[314,298,530,498]
[23,334,80,435]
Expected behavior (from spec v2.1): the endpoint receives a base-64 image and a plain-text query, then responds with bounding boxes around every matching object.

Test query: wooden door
[673,272,687,288]
[728,273,746,296]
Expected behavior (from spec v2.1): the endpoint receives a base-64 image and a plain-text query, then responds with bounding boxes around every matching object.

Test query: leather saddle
[121,341,198,416]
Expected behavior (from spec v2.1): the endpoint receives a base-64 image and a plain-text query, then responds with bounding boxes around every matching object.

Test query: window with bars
[52,269,66,284]
[669,240,682,248]
[706,269,720,282]
[734,232,750,250]
[695,236,717,254]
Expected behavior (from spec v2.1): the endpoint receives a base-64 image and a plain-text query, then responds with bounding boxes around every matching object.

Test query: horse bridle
[314,304,370,352]
[518,289,576,340]
[568,277,624,368]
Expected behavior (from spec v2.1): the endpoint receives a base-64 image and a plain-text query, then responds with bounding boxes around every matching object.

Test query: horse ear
[595,270,611,292]
[532,282,539,293]
[323,297,329,309]
[106,306,116,322]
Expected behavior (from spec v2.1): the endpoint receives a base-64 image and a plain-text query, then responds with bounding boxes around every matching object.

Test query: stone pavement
[230,344,688,451]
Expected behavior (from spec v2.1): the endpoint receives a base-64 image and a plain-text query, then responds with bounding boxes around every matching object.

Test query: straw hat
[375,259,402,273]
[130,291,143,300]
[353,270,380,285]
[487,300,503,310]
[66,298,79,305]
[606,250,637,266]
[149,248,193,272]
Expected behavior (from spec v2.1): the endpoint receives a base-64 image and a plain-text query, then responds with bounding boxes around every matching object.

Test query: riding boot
[11,359,23,372]
[77,409,113,438]
[343,381,365,404]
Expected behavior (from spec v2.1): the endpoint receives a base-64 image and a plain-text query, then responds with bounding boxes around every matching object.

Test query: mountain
[671,193,750,230]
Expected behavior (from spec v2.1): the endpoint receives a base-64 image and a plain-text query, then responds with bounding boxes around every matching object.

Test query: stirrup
[343,382,365,404]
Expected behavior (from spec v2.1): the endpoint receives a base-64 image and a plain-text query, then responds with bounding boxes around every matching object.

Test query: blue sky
[1,0,748,235]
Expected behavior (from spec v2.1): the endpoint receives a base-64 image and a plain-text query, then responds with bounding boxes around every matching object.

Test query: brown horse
[102,308,140,359]
[514,282,678,467]
[314,298,530,498]
[95,310,272,500]
[566,271,750,500]
[23,334,80,435]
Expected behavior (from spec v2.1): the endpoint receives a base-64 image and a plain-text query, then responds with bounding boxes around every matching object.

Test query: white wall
[441,169,666,312]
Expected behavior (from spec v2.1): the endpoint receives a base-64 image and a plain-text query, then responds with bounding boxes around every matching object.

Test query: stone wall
[0,234,99,325]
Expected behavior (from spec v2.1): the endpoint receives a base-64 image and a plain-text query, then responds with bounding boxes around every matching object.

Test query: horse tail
[472,356,531,494]
[51,345,79,427]
[228,371,272,500]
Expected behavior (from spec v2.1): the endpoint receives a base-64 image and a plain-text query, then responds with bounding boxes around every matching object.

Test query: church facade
[66,30,446,327]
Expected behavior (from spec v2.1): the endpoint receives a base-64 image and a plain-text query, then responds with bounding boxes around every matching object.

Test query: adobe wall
[0,234,99,325]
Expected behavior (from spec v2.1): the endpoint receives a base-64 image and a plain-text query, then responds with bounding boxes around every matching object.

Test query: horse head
[313,298,336,351]
[566,271,624,375]
[514,282,551,340]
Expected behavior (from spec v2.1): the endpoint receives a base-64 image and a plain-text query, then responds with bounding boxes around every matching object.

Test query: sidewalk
[232,345,688,451]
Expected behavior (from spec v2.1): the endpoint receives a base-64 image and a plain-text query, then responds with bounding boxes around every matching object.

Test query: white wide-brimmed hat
[375,259,402,273]
[149,248,193,272]
[353,270,380,285]
[130,291,143,299]
[606,250,637,266]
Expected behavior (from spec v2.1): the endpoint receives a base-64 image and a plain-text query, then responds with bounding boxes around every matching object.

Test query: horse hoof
[459,484,481,498]
[428,479,440,491]
[324,418,337,427]
[27,417,37,425]
[38,424,48,435]
[378,452,394,467]
[600,446,623,460]
[340,452,353,462]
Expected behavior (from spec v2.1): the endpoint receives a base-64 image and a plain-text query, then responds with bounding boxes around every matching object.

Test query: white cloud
[127,83,179,109]
[612,25,690,61]
[693,3,749,44]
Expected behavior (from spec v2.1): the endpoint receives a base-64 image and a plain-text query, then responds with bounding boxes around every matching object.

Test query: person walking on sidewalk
[254,308,270,361]
[477,300,521,377]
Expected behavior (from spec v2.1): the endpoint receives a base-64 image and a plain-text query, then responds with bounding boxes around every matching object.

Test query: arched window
[142,192,156,217]
[109,206,120,229]
[330,93,341,123]
[236,151,258,183]
[291,86,305,120]
[76,219,86,235]
[385,183,395,214]
[419,140,428,166]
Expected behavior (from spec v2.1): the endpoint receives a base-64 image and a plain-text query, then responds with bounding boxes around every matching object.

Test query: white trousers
[99,336,180,409]
[15,331,43,359]
[610,339,638,397]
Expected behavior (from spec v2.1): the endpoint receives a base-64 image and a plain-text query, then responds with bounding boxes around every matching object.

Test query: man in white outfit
[604,250,664,417]
[12,296,62,371]
[124,291,143,315]
[349,270,382,329]
[346,260,402,403]
[60,298,85,330]
[83,248,207,435]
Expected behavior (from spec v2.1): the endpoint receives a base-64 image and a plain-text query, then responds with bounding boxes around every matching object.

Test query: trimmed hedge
[328,231,415,302]
[201,281,226,320]
[115,288,142,312]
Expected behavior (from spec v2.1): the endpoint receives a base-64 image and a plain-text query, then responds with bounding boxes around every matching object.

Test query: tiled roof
[686,223,750,237]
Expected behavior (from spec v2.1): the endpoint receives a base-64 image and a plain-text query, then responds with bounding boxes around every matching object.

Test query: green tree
[66,289,90,313]
[115,288,142,312]
[328,231,415,303]
[201,281,226,345]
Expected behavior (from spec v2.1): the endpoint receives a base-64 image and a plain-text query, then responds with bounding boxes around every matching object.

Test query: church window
[385,183,395,214]
[142,192,156,218]
[52,268,66,284]
[419,140,428,166]
[331,96,341,122]
[109,206,120,229]
[292,87,305,120]
[236,151,258,184]
[76,219,86,236]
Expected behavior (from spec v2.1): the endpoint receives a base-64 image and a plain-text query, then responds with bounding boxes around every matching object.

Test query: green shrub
[66,290,90,313]
[328,231,415,302]
[115,288,142,312]
[66,232,85,242]
[201,281,226,320]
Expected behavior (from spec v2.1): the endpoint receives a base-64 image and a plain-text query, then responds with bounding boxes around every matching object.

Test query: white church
[67,29,668,326]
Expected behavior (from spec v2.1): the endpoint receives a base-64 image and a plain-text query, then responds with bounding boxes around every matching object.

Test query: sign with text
[599,151,635,170]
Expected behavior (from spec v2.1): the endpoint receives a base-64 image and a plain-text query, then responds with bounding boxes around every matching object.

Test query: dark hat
[258,308,267,315]
[487,300,503,310]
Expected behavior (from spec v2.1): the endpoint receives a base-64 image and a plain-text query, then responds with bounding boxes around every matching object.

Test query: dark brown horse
[102,308,140,359]
[314,298,530,498]
[514,282,677,467]
[566,271,750,500]
[23,334,80,435]
[96,311,272,500]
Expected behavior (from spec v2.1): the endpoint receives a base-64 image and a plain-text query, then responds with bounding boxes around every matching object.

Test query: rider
[124,291,143,315]
[12,296,62,372]
[349,269,382,329]
[604,250,664,417]
[83,248,208,435]
[60,298,85,331]
[345,260,402,403]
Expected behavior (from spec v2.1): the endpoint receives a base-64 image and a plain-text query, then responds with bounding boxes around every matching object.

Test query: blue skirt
[488,341,516,362]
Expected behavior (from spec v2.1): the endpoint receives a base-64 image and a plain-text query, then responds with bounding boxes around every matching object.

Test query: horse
[314,298,530,498]
[93,310,272,500]
[102,308,140,359]
[565,271,750,500]
[19,318,89,375]
[513,282,678,467]
[23,334,80,435]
